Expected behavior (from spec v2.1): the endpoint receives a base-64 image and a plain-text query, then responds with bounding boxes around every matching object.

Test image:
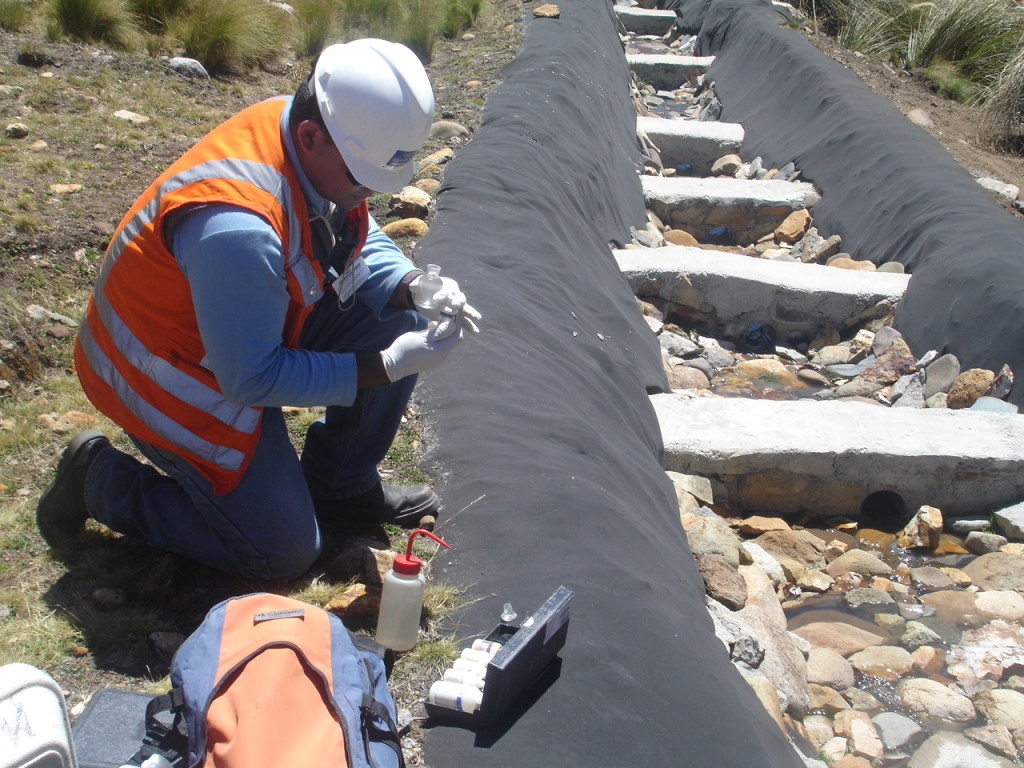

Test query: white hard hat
[313,39,434,193]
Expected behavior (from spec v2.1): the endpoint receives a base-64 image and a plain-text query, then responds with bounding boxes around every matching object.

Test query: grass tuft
[0,0,32,30]
[982,45,1024,150]
[293,0,338,58]
[127,0,195,33]
[169,0,291,74]
[50,0,140,48]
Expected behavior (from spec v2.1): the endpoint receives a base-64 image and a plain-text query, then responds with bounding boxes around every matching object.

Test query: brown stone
[418,147,454,167]
[695,553,747,609]
[774,208,811,243]
[664,228,699,247]
[389,186,431,219]
[737,515,791,536]
[829,257,876,271]
[327,583,382,619]
[666,363,710,390]
[533,3,560,16]
[947,368,995,409]
[381,218,429,238]
[414,178,440,195]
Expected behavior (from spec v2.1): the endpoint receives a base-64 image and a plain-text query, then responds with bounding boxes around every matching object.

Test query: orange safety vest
[75,97,369,494]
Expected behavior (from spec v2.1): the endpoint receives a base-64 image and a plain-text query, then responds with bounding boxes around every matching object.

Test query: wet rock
[844,587,897,619]
[911,645,946,675]
[872,711,925,752]
[900,620,944,650]
[946,620,1024,694]
[963,552,1024,592]
[972,689,1024,739]
[833,710,884,761]
[827,550,893,578]
[848,645,914,681]
[897,505,943,549]
[964,724,1019,761]
[896,678,976,730]
[793,621,888,657]
[922,590,1024,626]
[807,647,855,691]
[754,529,827,570]
[909,565,954,592]
[908,731,1017,768]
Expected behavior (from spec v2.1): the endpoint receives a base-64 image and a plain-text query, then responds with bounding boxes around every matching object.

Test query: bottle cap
[393,528,452,575]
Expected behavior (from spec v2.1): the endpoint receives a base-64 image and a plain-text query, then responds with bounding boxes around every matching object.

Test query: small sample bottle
[452,658,488,678]
[443,668,486,689]
[429,681,483,714]
[412,263,443,312]
[375,528,452,652]
[471,639,503,655]
[459,648,493,665]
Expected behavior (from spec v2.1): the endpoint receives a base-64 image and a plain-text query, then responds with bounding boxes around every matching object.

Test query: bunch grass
[49,0,139,48]
[169,0,291,74]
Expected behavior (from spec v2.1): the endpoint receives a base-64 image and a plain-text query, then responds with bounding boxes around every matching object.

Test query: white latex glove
[410,274,482,334]
[380,324,464,382]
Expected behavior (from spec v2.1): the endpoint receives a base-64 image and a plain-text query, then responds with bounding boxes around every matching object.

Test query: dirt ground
[805,31,1024,216]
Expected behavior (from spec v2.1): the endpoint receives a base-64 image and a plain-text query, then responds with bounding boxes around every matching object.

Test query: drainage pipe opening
[859,490,910,533]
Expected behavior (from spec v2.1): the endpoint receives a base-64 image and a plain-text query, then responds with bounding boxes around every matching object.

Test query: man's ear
[295,120,324,152]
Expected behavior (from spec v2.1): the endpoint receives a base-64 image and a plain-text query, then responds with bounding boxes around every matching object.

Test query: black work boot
[37,429,110,547]
[341,482,440,527]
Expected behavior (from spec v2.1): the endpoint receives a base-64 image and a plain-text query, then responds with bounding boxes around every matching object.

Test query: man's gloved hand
[380,325,464,382]
[410,274,482,334]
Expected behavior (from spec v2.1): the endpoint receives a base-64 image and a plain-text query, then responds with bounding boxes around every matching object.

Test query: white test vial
[429,681,483,714]
[459,648,493,665]
[443,668,486,689]
[452,658,488,678]
[471,639,503,655]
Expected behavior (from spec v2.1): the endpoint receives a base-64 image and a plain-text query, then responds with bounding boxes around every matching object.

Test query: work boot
[339,482,440,528]
[37,429,110,547]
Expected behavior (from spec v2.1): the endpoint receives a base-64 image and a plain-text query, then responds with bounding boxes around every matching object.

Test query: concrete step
[651,394,1024,521]
[615,6,676,36]
[642,175,819,243]
[614,245,909,342]
[626,54,714,91]
[638,116,744,175]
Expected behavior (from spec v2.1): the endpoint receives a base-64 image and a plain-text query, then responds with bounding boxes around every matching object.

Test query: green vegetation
[0,0,32,30]
[795,0,1024,147]
[39,0,485,68]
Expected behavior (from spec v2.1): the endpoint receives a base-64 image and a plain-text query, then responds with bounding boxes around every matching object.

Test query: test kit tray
[425,585,572,724]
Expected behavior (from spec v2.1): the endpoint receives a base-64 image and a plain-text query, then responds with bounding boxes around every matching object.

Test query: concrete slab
[651,394,1024,520]
[614,245,909,341]
[643,175,819,243]
[626,54,715,90]
[615,7,676,35]
[638,116,744,175]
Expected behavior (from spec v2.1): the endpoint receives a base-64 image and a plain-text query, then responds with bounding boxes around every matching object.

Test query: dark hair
[290,61,331,142]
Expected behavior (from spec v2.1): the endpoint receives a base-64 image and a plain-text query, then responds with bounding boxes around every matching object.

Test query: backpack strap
[126,688,188,767]
[357,655,406,768]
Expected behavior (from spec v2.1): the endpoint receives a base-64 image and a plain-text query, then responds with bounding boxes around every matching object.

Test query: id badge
[332,256,370,303]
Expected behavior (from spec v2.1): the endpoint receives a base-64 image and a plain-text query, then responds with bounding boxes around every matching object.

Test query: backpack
[136,593,404,768]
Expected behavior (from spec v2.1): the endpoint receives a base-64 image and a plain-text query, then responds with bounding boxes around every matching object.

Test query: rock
[827,549,893,578]
[737,515,791,536]
[964,725,1019,761]
[745,675,785,729]
[897,505,943,549]
[922,590,1024,626]
[946,620,1024,694]
[792,621,887,657]
[326,583,381,619]
[695,553,747,609]
[666,471,713,506]
[803,714,835,749]
[774,209,811,243]
[829,257,876,271]
[686,513,741,567]
[990,364,1014,400]
[908,731,1017,768]
[808,683,851,715]
[844,686,885,715]
[737,565,810,715]
[711,154,742,176]
[876,261,905,273]
[753,529,827,570]
[5,123,28,139]
[906,108,933,128]
[113,109,150,124]
[900,620,943,650]
[38,411,100,435]
[167,57,209,79]
[381,218,428,238]
[871,711,925,752]
[947,368,995,409]
[963,552,1024,592]
[429,120,470,140]
[49,183,82,195]
[150,631,186,657]
[992,500,1024,540]
[833,710,884,761]
[844,587,897,619]
[972,689,1024,739]
[807,647,855,690]
[91,587,126,607]
[970,396,1018,413]
[389,186,431,219]
[418,147,453,167]
[414,178,440,196]
[797,569,834,592]
[666,363,710,390]
[966,531,1008,554]
[923,353,961,398]
[976,176,1021,204]
[664,228,699,246]
[896,678,976,730]
[848,645,914,681]
[741,541,786,588]
[533,3,560,17]
[911,645,946,675]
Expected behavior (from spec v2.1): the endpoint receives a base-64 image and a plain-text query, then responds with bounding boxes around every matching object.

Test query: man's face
[295,120,375,211]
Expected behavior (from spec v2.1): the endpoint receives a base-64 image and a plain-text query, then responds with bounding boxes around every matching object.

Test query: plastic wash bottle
[376,528,452,651]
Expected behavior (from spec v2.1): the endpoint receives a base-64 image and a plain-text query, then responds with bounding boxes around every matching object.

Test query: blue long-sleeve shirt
[170,99,415,409]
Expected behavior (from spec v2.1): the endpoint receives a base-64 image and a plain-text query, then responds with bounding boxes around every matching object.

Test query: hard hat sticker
[386,149,416,168]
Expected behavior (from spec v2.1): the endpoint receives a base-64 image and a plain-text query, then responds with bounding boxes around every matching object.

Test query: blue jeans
[84,299,423,581]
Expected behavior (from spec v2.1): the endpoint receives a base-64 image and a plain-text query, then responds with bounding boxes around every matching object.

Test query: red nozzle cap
[392,528,452,576]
